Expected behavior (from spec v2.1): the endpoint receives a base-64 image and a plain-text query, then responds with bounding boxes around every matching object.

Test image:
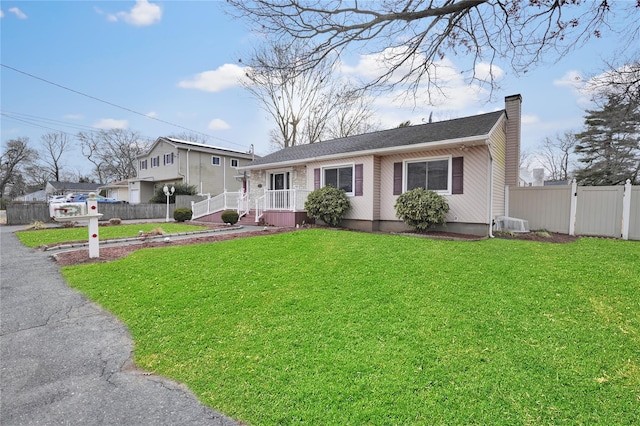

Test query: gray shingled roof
[48,181,101,191]
[161,137,255,159]
[244,110,504,168]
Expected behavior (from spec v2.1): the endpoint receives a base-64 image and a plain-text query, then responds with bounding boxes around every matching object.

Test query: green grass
[60,229,640,425]
[16,223,207,247]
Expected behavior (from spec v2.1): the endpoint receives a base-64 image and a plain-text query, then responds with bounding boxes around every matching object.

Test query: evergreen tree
[574,95,640,185]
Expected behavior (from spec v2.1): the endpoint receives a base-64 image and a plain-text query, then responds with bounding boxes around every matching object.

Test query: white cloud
[8,7,27,19]
[521,114,540,125]
[146,111,158,118]
[108,0,162,27]
[208,118,230,130]
[339,49,503,116]
[178,64,247,92]
[93,119,128,129]
[0,10,4,18]
[474,62,505,82]
[553,70,584,90]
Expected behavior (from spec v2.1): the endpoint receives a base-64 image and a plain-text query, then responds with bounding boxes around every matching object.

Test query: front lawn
[16,223,208,247]
[61,229,639,425]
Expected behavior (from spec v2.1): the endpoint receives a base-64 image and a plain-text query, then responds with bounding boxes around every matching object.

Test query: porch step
[238,212,256,224]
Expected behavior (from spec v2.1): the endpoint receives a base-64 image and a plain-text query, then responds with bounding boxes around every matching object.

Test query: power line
[1,63,247,149]
[1,111,98,133]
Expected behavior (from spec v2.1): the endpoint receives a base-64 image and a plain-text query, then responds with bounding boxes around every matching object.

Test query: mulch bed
[50,226,579,267]
[51,226,293,267]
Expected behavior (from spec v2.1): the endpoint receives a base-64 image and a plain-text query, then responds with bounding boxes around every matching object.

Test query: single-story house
[99,180,130,202]
[237,95,522,236]
[46,181,101,198]
[131,137,256,204]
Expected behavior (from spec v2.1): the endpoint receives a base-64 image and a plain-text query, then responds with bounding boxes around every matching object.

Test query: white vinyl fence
[506,179,639,241]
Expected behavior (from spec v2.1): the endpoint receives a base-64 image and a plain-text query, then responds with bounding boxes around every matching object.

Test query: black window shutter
[393,162,403,195]
[452,157,464,194]
[354,164,363,196]
[314,168,321,190]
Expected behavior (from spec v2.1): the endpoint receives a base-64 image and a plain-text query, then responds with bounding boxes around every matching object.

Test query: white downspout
[488,147,495,238]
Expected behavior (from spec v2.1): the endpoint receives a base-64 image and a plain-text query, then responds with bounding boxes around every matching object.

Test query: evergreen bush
[149,183,198,204]
[394,188,449,232]
[173,207,193,222]
[304,186,351,227]
[221,209,239,225]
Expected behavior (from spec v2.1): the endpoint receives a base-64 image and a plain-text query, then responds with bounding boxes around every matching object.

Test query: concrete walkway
[0,224,242,425]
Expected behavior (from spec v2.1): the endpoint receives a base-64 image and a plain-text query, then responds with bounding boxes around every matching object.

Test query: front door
[270,172,289,190]
[269,172,290,209]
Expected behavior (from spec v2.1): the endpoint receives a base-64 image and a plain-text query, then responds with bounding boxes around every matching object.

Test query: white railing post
[569,179,577,236]
[622,179,632,240]
[291,189,296,211]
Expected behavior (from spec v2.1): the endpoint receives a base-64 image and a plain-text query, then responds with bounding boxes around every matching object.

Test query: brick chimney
[504,94,522,187]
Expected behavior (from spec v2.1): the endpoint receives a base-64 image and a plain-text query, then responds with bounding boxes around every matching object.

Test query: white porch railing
[238,192,250,218]
[191,189,311,222]
[191,191,243,220]
[255,189,311,222]
[255,195,265,222]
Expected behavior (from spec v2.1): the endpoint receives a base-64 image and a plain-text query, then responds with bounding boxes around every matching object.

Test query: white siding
[379,147,490,224]
[307,156,376,221]
[488,122,507,218]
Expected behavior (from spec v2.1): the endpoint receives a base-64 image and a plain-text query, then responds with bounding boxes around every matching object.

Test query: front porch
[191,189,313,227]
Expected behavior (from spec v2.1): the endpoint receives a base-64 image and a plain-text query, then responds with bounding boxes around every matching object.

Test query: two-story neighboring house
[129,137,255,204]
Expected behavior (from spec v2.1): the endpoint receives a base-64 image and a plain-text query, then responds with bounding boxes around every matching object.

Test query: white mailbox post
[52,193,103,258]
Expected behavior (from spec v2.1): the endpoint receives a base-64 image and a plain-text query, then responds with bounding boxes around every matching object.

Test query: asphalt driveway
[0,225,241,425]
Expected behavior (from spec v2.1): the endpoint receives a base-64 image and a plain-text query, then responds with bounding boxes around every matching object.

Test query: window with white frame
[405,157,450,193]
[324,165,353,194]
[163,153,174,165]
[139,159,148,170]
[211,156,221,166]
[230,158,239,168]
[151,156,160,168]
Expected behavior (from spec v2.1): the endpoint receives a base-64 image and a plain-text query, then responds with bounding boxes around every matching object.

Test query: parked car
[72,194,127,203]
[48,195,69,204]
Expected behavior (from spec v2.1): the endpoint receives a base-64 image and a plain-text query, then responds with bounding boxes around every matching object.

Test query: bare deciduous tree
[228,1,639,98]
[243,41,377,149]
[325,89,379,139]
[78,129,150,183]
[585,60,640,107]
[243,42,334,148]
[536,132,578,182]
[168,132,212,144]
[1,137,37,198]
[39,132,71,181]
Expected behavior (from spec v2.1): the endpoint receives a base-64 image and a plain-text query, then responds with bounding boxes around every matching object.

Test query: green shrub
[173,207,193,222]
[304,186,351,227]
[394,188,449,232]
[221,210,239,225]
[149,183,198,204]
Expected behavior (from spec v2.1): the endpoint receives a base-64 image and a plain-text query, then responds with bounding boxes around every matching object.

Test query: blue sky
[0,1,632,178]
